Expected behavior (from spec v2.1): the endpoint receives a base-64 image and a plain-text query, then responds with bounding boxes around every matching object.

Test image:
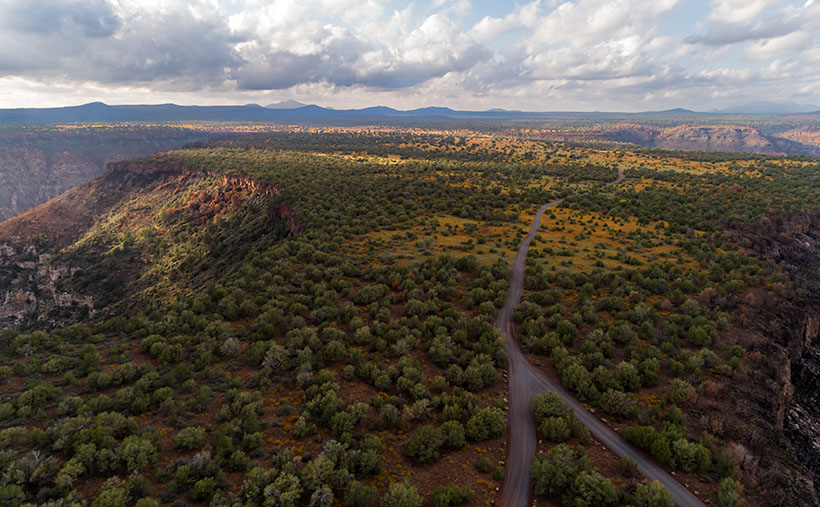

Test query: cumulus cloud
[0,0,818,110]
[686,3,817,46]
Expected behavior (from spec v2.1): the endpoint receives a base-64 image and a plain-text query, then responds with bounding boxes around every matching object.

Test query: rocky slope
[0,156,294,329]
[722,211,820,505]
[0,126,212,221]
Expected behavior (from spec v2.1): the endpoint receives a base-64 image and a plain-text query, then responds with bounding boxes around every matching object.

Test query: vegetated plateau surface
[0,129,818,507]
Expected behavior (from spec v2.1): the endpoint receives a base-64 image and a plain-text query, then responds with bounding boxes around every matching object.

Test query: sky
[0,0,818,111]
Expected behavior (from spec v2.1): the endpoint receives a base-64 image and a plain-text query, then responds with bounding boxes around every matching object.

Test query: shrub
[651,437,672,465]
[615,362,641,391]
[345,480,377,507]
[0,485,25,506]
[717,477,740,507]
[530,444,591,497]
[671,438,711,472]
[92,477,129,507]
[0,403,14,422]
[432,484,473,507]
[540,417,572,442]
[119,435,160,472]
[382,480,422,507]
[476,456,493,473]
[466,407,506,441]
[618,456,638,478]
[532,392,573,421]
[191,477,218,502]
[632,481,674,507]
[668,378,694,406]
[403,426,443,464]
[174,426,207,451]
[440,420,466,450]
[568,471,618,506]
[598,389,638,420]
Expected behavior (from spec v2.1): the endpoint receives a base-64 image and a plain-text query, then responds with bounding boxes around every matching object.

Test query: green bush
[618,456,638,478]
[530,444,591,497]
[533,392,573,421]
[671,438,711,472]
[403,425,444,464]
[632,481,674,507]
[92,478,129,507]
[540,416,572,442]
[174,426,207,451]
[432,484,473,507]
[439,420,465,450]
[598,389,638,420]
[191,477,218,502]
[345,480,377,507]
[0,485,25,506]
[119,435,160,472]
[717,477,740,507]
[466,407,506,441]
[382,480,422,507]
[475,456,493,473]
[568,470,618,506]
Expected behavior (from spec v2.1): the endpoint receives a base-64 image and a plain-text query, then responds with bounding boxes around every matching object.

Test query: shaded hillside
[0,126,215,221]
[0,157,294,329]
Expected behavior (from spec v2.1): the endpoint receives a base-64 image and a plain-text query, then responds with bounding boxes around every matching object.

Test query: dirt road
[498,168,705,507]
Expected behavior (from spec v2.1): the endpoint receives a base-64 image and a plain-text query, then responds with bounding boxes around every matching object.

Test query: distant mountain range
[710,101,820,114]
[2,101,819,125]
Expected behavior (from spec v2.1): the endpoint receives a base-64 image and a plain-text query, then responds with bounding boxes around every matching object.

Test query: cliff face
[558,124,820,156]
[0,128,212,221]
[724,212,820,505]
[0,241,94,329]
[653,125,784,154]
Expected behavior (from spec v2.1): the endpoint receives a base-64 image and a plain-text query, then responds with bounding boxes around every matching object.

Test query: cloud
[0,0,239,88]
[231,4,490,90]
[686,1,819,48]
[516,0,679,81]
[0,0,119,37]
[0,0,817,111]
[709,0,778,23]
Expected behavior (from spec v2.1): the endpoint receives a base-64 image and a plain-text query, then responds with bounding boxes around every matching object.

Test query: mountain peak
[265,99,308,109]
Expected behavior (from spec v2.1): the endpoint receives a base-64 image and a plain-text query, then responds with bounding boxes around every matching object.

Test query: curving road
[498,168,705,507]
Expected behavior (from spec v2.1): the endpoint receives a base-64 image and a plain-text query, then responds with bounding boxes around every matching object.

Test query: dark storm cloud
[80,9,240,87]
[236,52,325,90]
[0,0,239,88]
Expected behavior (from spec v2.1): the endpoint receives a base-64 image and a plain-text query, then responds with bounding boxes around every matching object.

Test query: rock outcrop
[0,240,94,329]
[725,211,820,505]
[547,124,820,156]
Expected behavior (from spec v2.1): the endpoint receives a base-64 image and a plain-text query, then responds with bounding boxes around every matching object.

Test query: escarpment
[720,211,820,505]
[0,156,297,330]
